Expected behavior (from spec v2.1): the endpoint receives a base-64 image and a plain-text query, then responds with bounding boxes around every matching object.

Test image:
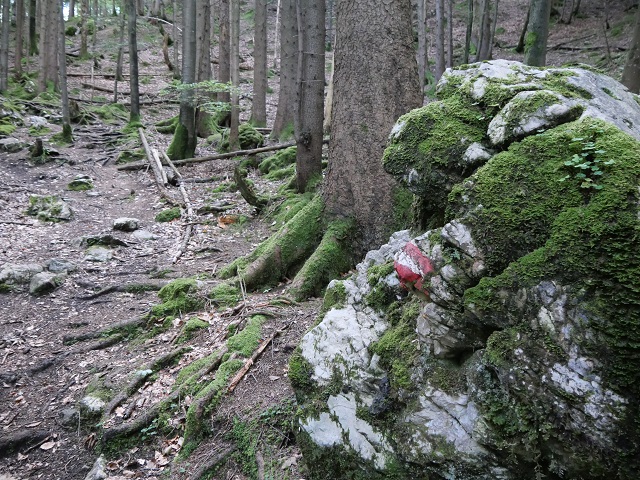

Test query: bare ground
[0,1,637,479]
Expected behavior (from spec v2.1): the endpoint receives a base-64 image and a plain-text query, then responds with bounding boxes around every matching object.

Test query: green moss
[90,103,128,123]
[219,123,264,152]
[122,121,144,136]
[288,348,315,397]
[320,280,347,316]
[67,179,93,191]
[155,207,181,222]
[209,283,241,307]
[227,315,266,357]
[151,278,204,318]
[0,123,17,135]
[258,146,297,174]
[174,350,224,393]
[155,115,179,134]
[116,148,145,164]
[176,318,209,344]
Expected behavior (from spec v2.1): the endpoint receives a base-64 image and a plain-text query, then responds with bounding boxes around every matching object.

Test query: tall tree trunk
[622,4,640,93]
[128,0,140,122]
[271,0,296,138]
[0,0,10,92]
[524,0,551,66]
[435,0,445,80]
[172,0,179,78]
[38,0,58,92]
[115,8,126,92]
[229,0,240,149]
[28,0,37,55]
[196,0,212,137]
[69,0,76,18]
[251,0,267,126]
[80,0,89,57]
[58,0,72,142]
[15,0,24,78]
[516,3,530,53]
[447,0,454,68]
[294,0,324,192]
[417,0,428,92]
[476,0,492,60]
[323,0,421,257]
[218,0,230,106]
[463,0,473,63]
[272,0,280,68]
[181,0,197,155]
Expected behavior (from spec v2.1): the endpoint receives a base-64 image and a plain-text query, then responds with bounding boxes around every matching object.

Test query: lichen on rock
[294,61,640,479]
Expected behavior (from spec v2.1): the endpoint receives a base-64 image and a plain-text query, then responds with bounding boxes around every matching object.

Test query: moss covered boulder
[294,61,640,479]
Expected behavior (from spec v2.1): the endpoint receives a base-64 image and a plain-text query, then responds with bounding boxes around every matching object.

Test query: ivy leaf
[603,160,615,165]
[576,173,587,179]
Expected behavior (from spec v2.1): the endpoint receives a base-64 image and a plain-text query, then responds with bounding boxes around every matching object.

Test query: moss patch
[209,283,241,308]
[151,278,204,318]
[226,315,266,357]
[155,207,181,222]
[176,318,209,344]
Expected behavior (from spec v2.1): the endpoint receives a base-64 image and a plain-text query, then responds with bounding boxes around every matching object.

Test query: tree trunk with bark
[15,0,24,78]
[622,4,640,93]
[417,0,428,92]
[28,0,37,55]
[80,0,89,58]
[38,0,58,92]
[58,0,72,142]
[271,0,297,138]
[69,0,76,18]
[524,0,551,66]
[323,0,421,257]
[195,0,212,137]
[173,0,180,78]
[128,0,140,122]
[435,0,445,80]
[217,0,230,118]
[168,0,197,159]
[229,0,240,149]
[464,0,474,63]
[251,0,267,127]
[447,0,454,68]
[293,0,325,192]
[0,0,10,92]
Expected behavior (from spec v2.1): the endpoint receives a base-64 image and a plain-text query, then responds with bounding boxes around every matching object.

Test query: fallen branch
[138,128,180,206]
[81,82,127,94]
[189,447,237,480]
[163,152,194,264]
[75,280,168,300]
[227,325,288,393]
[234,164,268,211]
[117,141,302,171]
[0,220,35,226]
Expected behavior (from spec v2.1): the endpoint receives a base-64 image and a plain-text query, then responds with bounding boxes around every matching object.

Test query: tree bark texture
[294,0,325,192]
[196,0,212,136]
[435,0,445,80]
[229,0,240,149]
[58,0,72,141]
[128,0,140,121]
[272,0,296,138]
[81,0,89,57]
[524,0,551,66]
[463,0,473,63]
[28,0,37,55]
[38,0,58,92]
[323,0,421,257]
[15,0,24,78]
[69,0,76,18]
[622,5,640,93]
[417,0,428,92]
[251,0,268,126]
[0,0,10,92]
[180,0,197,156]
[447,0,454,68]
[173,0,180,78]
[218,0,230,105]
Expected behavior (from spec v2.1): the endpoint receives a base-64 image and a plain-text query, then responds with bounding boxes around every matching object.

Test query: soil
[0,1,636,479]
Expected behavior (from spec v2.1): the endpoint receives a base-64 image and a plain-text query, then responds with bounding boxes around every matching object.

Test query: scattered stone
[0,263,44,285]
[0,138,25,153]
[67,174,94,191]
[84,455,107,480]
[25,195,73,222]
[79,233,128,248]
[132,229,157,242]
[29,271,64,295]
[80,396,106,415]
[113,217,140,232]
[84,246,113,263]
[45,258,77,274]
[27,116,48,128]
[58,408,80,428]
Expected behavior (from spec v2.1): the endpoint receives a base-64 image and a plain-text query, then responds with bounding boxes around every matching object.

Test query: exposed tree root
[233,163,268,210]
[76,281,169,300]
[0,430,51,458]
[62,316,147,345]
[189,446,237,480]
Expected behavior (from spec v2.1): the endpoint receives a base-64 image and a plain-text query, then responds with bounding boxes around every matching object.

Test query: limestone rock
[113,217,140,232]
[84,246,113,263]
[67,174,93,191]
[29,271,64,295]
[0,263,43,285]
[295,61,640,480]
[80,396,106,415]
[26,195,72,222]
[131,229,157,241]
[84,455,107,480]
[59,408,80,428]
[45,258,77,274]
[0,138,25,153]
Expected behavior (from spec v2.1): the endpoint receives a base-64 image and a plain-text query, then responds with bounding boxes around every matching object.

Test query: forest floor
[0,1,637,479]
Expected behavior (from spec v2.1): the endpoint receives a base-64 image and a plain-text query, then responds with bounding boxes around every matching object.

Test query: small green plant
[155,207,182,222]
[140,417,160,441]
[558,131,614,190]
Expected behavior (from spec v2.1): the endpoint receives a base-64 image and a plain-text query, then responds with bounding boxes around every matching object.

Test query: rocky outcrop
[293,61,640,479]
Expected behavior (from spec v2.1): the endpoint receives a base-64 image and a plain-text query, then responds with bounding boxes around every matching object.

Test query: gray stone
[29,271,64,295]
[78,233,128,248]
[59,408,79,427]
[132,229,157,241]
[26,195,73,222]
[0,138,25,153]
[45,258,77,273]
[84,455,107,480]
[113,217,140,232]
[67,174,93,191]
[84,246,113,263]
[27,116,48,128]
[0,263,43,285]
[80,395,106,414]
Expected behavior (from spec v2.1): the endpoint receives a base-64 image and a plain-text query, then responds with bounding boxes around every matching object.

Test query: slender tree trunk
[476,0,492,60]
[524,0,551,66]
[294,0,324,192]
[516,3,530,53]
[272,0,296,138]
[229,0,240,149]
[622,4,640,93]
[28,0,37,55]
[38,0,58,92]
[218,0,230,106]
[180,0,197,156]
[0,0,9,92]
[172,0,180,78]
[196,0,212,137]
[435,0,445,80]
[92,0,98,48]
[272,0,280,68]
[128,0,140,122]
[80,0,89,57]
[323,0,421,257]
[58,0,72,142]
[15,0,24,78]
[115,9,126,86]
[69,0,76,18]
[251,0,267,126]
[417,0,428,92]
[464,0,473,63]
[447,0,454,68]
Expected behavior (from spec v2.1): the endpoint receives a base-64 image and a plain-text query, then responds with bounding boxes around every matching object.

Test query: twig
[256,451,265,480]
[0,220,35,226]
[152,148,169,185]
[138,128,179,206]
[548,33,596,50]
[227,325,288,393]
